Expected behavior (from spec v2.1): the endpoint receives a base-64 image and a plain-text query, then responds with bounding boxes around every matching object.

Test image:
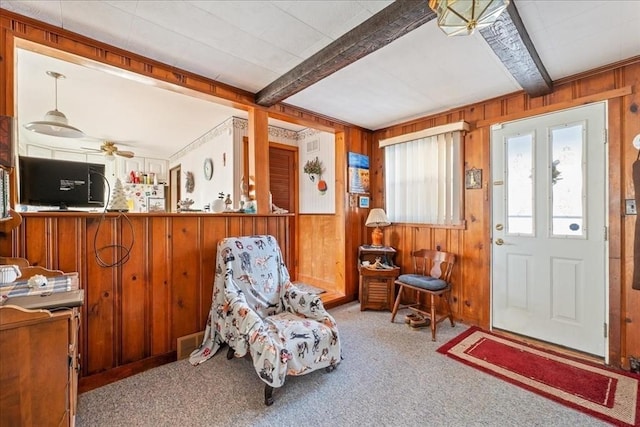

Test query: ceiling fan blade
[116,150,135,158]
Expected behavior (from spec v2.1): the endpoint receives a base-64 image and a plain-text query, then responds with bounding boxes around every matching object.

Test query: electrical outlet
[626,199,637,215]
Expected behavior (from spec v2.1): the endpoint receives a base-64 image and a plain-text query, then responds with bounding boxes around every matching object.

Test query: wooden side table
[358,245,399,311]
[358,265,400,311]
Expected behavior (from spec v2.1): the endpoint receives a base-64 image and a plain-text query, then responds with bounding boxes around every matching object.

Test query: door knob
[495,238,504,245]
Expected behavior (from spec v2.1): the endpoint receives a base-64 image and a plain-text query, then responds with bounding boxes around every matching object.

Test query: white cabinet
[53,150,87,162]
[19,145,168,186]
[119,157,144,180]
[144,158,168,183]
[25,144,53,158]
[116,156,168,184]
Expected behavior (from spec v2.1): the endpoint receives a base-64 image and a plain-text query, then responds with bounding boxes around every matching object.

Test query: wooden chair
[0,257,30,268]
[390,249,456,341]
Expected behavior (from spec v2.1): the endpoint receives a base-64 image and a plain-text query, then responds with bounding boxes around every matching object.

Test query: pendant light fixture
[429,0,510,36]
[24,71,84,138]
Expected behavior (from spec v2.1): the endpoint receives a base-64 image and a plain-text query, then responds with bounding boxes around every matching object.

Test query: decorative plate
[203,158,213,180]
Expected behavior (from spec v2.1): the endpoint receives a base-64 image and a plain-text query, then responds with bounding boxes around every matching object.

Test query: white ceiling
[3,0,640,159]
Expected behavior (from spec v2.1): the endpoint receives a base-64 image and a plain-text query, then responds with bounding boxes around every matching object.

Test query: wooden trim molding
[476,86,633,128]
[0,8,351,132]
[379,120,470,147]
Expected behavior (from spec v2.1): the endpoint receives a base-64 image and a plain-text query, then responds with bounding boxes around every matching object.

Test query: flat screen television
[19,156,106,210]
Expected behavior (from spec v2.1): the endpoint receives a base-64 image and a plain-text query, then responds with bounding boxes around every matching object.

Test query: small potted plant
[303,157,323,182]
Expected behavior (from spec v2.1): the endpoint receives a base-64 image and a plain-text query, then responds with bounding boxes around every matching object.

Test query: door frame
[169,164,181,213]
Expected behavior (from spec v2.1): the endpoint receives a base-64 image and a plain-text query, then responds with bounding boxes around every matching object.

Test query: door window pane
[506,133,534,235]
[550,123,585,237]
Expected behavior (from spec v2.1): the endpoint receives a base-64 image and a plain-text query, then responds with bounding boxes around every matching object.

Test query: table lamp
[365,208,391,247]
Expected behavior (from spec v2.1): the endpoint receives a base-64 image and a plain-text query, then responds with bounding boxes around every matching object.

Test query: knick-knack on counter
[212,192,225,213]
[109,179,129,211]
[224,194,232,210]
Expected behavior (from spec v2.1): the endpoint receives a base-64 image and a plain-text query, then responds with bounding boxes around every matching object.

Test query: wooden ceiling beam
[255,0,436,107]
[480,1,553,97]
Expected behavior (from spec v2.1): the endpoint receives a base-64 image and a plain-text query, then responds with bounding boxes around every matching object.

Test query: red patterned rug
[437,327,640,426]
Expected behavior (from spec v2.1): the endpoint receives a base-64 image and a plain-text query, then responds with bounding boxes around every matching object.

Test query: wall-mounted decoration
[0,115,14,168]
[465,167,482,189]
[303,156,323,182]
[203,158,213,180]
[359,195,370,208]
[185,171,195,193]
[317,179,328,195]
[348,152,370,194]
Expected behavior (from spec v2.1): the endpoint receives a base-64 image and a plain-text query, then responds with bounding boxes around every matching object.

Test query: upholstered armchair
[190,235,341,405]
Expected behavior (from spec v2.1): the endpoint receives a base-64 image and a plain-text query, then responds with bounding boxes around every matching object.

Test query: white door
[491,102,607,357]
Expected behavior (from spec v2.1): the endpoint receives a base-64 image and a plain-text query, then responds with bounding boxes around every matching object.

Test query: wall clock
[203,158,213,180]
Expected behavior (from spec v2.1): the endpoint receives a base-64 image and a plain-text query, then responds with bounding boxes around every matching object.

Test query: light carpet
[76,303,610,426]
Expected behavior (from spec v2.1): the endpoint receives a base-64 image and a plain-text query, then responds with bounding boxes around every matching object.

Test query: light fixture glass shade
[23,109,84,138]
[429,0,509,36]
[24,71,84,138]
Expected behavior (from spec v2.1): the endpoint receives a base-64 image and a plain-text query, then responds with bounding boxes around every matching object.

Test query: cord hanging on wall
[633,134,640,290]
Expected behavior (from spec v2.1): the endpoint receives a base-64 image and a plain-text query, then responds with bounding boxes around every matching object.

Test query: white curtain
[384,132,461,225]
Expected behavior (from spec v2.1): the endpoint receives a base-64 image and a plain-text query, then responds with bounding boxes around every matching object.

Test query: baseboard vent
[177,331,204,360]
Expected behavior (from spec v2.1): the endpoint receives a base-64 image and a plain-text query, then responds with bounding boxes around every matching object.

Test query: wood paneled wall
[371,59,640,369]
[5,213,291,390]
[2,8,639,371]
[297,214,340,292]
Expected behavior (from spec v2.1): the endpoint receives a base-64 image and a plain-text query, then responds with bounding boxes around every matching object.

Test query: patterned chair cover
[189,235,341,389]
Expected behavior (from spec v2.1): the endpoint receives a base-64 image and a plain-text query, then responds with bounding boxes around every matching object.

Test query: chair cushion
[397,273,448,291]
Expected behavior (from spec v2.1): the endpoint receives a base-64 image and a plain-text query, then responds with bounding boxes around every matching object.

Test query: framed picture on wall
[348,152,370,194]
[465,168,482,189]
[359,195,370,208]
[147,197,166,212]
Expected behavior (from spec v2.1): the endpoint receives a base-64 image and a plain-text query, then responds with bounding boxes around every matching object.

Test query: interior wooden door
[269,144,297,213]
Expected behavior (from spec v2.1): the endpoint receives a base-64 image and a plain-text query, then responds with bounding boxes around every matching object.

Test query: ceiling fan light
[104,152,116,162]
[429,0,509,36]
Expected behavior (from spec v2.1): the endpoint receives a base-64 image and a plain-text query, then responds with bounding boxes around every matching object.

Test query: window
[381,122,467,225]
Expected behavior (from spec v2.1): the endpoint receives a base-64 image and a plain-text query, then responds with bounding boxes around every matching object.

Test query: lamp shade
[23,110,84,138]
[365,208,390,228]
[24,71,84,138]
[429,0,510,36]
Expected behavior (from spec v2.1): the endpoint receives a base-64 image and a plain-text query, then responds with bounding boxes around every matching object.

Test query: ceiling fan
[82,141,135,160]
